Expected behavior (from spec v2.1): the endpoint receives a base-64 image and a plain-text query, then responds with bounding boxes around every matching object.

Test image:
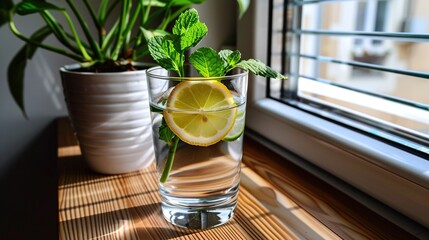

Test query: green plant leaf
[8,25,52,118]
[159,0,204,5]
[141,27,169,41]
[219,49,241,72]
[190,47,224,77]
[172,8,199,35]
[16,1,64,15]
[133,44,149,60]
[159,117,176,145]
[237,59,287,80]
[0,0,14,26]
[171,8,207,51]
[237,0,250,19]
[142,0,165,7]
[148,35,181,73]
[137,28,169,59]
[176,22,207,52]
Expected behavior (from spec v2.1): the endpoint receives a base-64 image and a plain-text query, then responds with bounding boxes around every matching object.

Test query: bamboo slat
[57,117,417,239]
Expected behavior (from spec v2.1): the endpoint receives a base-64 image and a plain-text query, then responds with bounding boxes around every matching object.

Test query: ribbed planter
[60,63,154,174]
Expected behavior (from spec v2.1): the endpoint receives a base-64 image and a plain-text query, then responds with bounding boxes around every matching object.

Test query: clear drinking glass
[146,66,248,229]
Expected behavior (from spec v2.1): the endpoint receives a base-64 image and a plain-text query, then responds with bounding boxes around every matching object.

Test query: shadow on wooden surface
[0,120,58,239]
[242,136,420,240]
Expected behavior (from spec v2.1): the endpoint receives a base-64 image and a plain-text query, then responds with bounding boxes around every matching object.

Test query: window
[238,0,429,229]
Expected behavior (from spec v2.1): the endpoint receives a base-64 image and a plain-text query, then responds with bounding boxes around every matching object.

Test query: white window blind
[269,0,429,156]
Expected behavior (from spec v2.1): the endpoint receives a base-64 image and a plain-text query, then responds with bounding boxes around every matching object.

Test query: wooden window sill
[57,117,417,239]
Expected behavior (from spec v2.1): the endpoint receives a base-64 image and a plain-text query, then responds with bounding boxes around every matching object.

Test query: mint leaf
[140,27,169,41]
[159,117,176,145]
[219,49,241,72]
[148,36,182,73]
[237,59,287,80]
[173,8,199,35]
[172,8,207,51]
[176,22,207,51]
[190,47,225,77]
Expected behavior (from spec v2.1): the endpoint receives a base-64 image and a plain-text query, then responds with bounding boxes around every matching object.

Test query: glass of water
[146,66,248,229]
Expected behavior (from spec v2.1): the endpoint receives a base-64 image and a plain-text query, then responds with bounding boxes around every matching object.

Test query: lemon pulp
[163,80,237,146]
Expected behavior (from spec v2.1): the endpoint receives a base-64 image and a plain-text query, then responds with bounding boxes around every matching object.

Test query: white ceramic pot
[60,63,155,174]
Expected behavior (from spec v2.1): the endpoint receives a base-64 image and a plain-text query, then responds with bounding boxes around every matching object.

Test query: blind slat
[298,75,429,111]
[296,53,429,79]
[283,30,429,42]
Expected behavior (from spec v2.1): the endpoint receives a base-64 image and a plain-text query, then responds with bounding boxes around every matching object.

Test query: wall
[0,10,71,239]
[0,1,236,238]
[0,15,70,175]
[195,0,237,50]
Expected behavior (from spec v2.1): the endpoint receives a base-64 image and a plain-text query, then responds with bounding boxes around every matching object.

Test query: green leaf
[8,25,52,118]
[219,49,241,72]
[133,45,149,60]
[159,0,205,5]
[99,0,120,24]
[190,47,225,77]
[141,0,165,7]
[237,0,250,19]
[159,117,176,145]
[172,8,207,51]
[172,8,199,35]
[97,0,109,23]
[0,0,14,26]
[141,27,169,41]
[16,1,64,15]
[148,35,181,73]
[137,28,169,59]
[176,22,207,51]
[237,59,287,80]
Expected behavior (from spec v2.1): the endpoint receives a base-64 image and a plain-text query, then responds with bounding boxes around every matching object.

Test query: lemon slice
[164,80,237,146]
[223,109,245,141]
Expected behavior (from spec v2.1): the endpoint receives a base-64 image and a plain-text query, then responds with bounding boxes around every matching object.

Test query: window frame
[237,0,429,229]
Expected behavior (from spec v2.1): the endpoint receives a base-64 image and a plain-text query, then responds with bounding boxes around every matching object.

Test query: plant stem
[124,3,142,53]
[111,0,131,60]
[160,137,180,183]
[82,0,101,45]
[104,0,120,23]
[63,12,92,61]
[65,0,102,60]
[101,20,119,56]
[40,11,83,56]
[142,0,152,24]
[160,5,190,30]
[8,16,83,61]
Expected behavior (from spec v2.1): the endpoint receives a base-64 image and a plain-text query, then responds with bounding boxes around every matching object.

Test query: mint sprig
[149,8,286,80]
[219,49,241,73]
[148,8,286,183]
[149,8,207,77]
[148,36,183,74]
[189,47,224,77]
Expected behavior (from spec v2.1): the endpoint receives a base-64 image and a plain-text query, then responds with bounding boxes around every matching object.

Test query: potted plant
[1,0,212,174]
